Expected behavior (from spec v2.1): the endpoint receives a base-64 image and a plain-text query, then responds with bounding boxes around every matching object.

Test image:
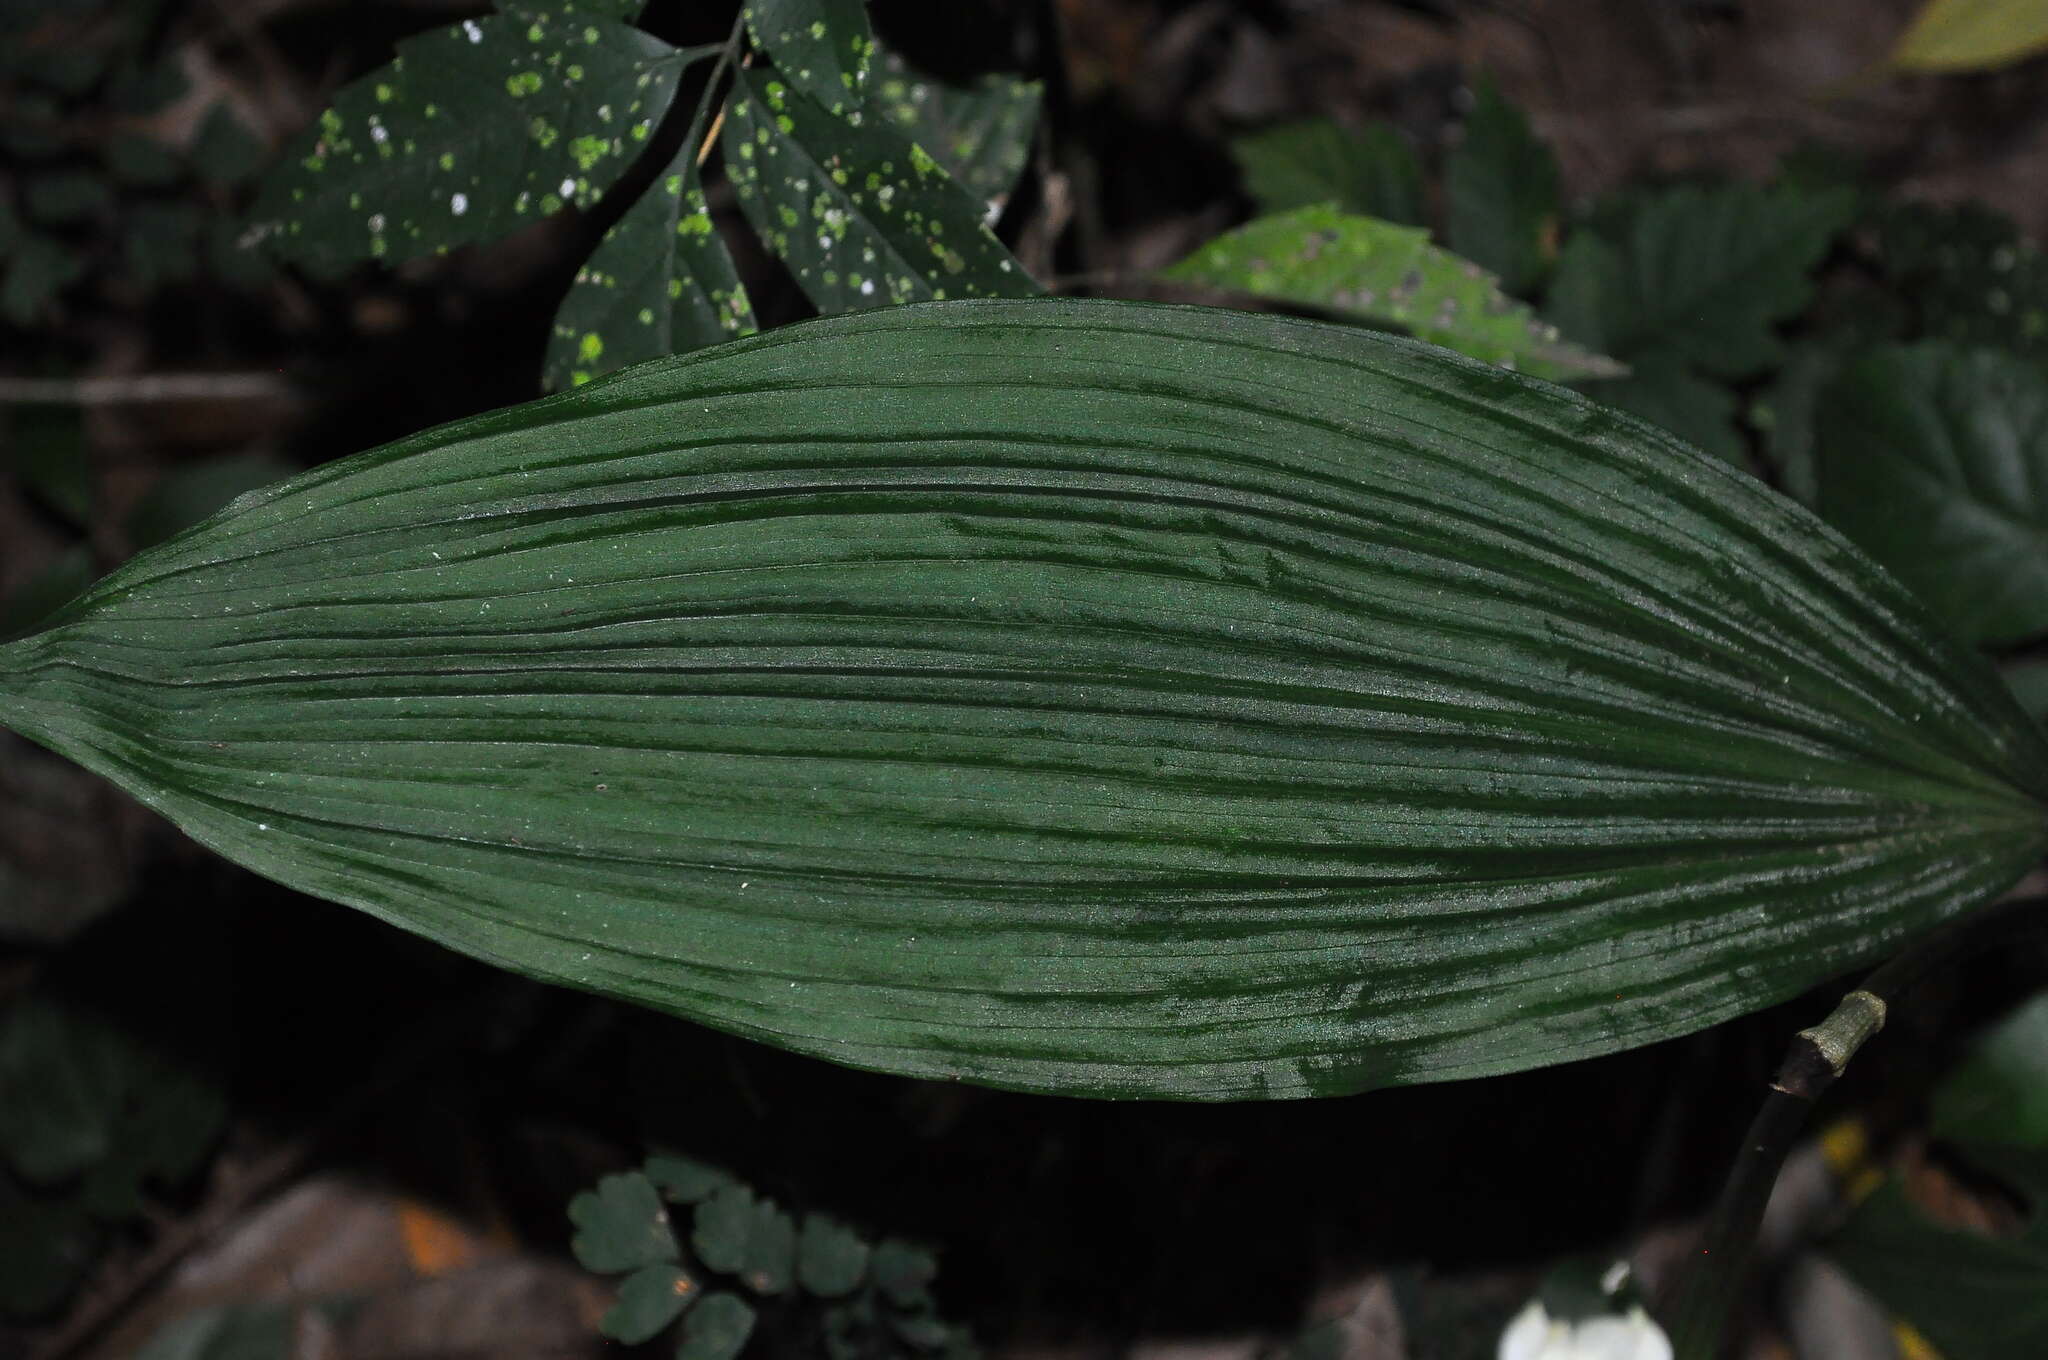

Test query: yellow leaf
[1890,0,2048,71]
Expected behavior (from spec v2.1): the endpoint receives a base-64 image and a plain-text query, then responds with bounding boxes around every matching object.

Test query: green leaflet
[1,299,2044,1101]
[741,0,873,116]
[248,12,686,271]
[723,66,1036,312]
[870,44,1041,213]
[1159,206,1624,381]
[542,145,757,390]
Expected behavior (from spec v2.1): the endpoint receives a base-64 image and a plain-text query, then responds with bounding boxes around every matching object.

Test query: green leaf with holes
[1444,78,1557,296]
[1231,118,1425,226]
[543,144,756,390]
[2,299,2045,1101]
[723,64,1036,313]
[870,43,1042,213]
[1160,206,1624,380]
[249,11,686,271]
[1813,343,2048,648]
[743,0,873,116]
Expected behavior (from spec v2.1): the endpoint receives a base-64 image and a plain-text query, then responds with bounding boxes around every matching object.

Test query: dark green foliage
[191,104,267,186]
[542,143,757,390]
[130,1303,296,1360]
[249,12,689,270]
[123,200,202,289]
[1444,77,1557,295]
[569,1170,679,1273]
[870,43,1041,211]
[677,1292,759,1360]
[1577,349,1745,465]
[103,132,182,187]
[742,0,874,116]
[0,936,229,1322]
[570,1155,969,1357]
[798,1214,871,1297]
[648,1152,739,1204]
[692,1183,796,1293]
[1230,118,1426,226]
[1542,179,1856,469]
[1828,992,2048,1360]
[606,1263,703,1343]
[1545,182,1856,378]
[0,1187,98,1320]
[1873,200,2048,358]
[26,170,114,224]
[244,2,1043,384]
[723,65,1036,314]
[1813,343,2048,647]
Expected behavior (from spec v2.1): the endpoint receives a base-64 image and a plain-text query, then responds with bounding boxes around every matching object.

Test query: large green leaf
[1158,205,1625,381]
[0,299,2044,1101]
[249,12,686,270]
[1813,343,2048,648]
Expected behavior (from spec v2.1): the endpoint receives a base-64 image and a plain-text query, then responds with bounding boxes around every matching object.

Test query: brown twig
[0,374,291,406]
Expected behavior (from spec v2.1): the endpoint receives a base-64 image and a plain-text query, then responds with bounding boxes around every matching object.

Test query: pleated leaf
[1,299,2044,1101]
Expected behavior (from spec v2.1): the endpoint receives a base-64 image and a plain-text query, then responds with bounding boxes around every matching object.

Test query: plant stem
[1668,892,2048,1358]
[683,13,749,170]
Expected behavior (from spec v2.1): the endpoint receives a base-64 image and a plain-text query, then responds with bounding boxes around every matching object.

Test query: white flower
[1498,1301,1673,1360]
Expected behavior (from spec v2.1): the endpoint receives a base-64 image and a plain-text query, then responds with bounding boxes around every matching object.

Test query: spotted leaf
[1161,205,1624,381]
[496,0,648,20]
[741,0,873,116]
[870,42,1041,216]
[249,12,686,271]
[543,145,756,390]
[722,64,1036,314]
